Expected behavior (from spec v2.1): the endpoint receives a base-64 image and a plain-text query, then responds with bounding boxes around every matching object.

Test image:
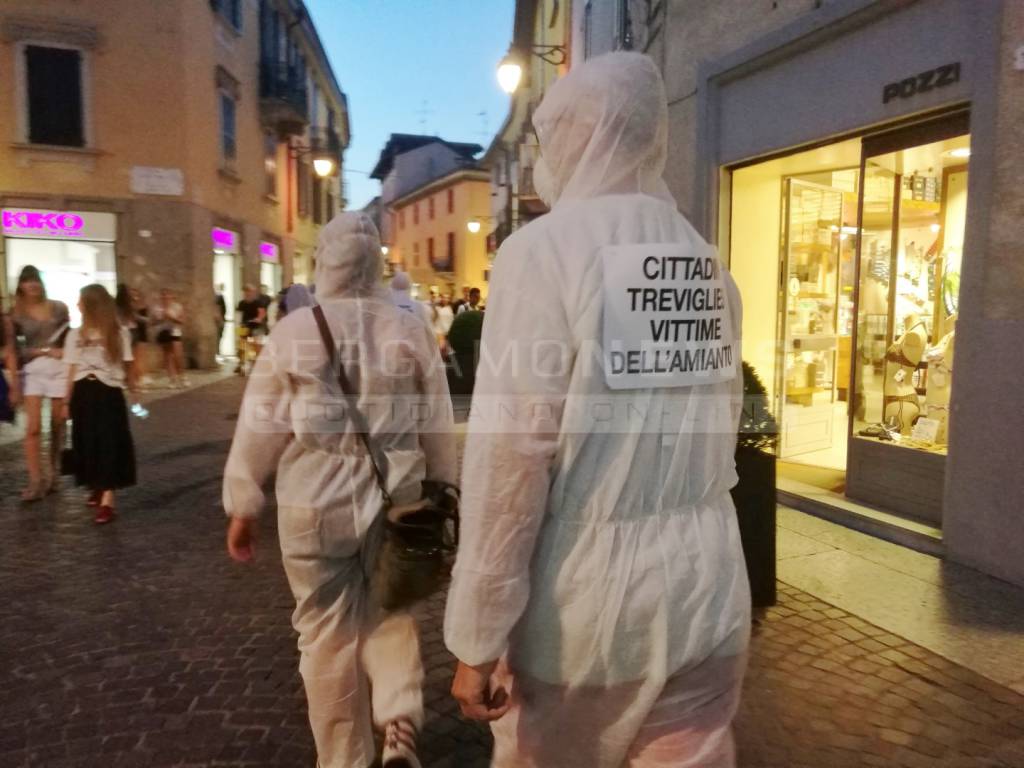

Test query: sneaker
[94,506,116,525]
[382,719,420,768]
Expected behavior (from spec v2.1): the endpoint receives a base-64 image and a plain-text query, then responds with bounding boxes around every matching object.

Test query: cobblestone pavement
[1,378,1022,767]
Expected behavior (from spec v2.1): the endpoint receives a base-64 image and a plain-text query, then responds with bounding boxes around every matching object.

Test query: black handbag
[312,305,459,611]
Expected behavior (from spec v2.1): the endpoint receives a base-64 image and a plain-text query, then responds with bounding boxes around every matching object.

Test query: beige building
[576,0,1024,587]
[0,0,349,366]
[387,169,492,300]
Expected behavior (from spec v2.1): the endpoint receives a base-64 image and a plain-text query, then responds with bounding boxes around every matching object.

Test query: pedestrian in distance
[223,212,457,768]
[431,292,455,352]
[61,284,138,525]
[11,265,70,501]
[277,283,316,320]
[451,285,471,313]
[116,284,149,390]
[151,288,188,388]
[456,287,481,314]
[235,284,267,375]
[214,283,228,358]
[389,271,432,329]
[445,51,750,768]
[0,302,21,425]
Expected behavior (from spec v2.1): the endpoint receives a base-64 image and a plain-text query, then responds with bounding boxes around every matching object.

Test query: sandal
[20,481,45,503]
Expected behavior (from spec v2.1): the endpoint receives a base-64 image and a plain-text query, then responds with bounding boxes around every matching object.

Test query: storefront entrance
[729,114,969,528]
[3,209,117,327]
[212,227,240,359]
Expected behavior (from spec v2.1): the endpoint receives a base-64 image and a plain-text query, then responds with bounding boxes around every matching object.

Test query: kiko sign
[2,209,117,241]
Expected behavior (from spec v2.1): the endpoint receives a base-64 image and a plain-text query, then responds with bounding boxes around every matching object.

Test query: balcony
[518,164,549,217]
[260,58,308,138]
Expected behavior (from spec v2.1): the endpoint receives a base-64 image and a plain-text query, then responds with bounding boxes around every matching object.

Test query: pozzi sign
[2,208,117,241]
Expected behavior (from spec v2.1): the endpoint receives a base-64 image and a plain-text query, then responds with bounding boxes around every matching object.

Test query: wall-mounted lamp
[496,45,568,94]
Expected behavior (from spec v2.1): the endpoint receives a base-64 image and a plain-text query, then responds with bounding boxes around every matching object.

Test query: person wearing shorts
[11,265,70,501]
[151,289,188,388]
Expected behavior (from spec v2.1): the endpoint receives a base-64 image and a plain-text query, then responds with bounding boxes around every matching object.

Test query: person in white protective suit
[390,271,433,329]
[223,212,457,768]
[445,52,751,768]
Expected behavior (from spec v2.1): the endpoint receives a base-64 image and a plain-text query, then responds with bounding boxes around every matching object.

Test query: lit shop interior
[729,119,968,526]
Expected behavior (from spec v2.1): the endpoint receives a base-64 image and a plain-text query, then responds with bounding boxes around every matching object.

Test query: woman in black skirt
[61,284,138,524]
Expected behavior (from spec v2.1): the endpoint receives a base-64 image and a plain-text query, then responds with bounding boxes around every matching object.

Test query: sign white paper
[602,243,737,390]
[911,417,940,443]
[130,166,185,196]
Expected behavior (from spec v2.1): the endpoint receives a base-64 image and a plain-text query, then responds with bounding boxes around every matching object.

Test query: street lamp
[381,245,390,256]
[497,45,567,94]
[466,218,483,234]
[313,157,335,178]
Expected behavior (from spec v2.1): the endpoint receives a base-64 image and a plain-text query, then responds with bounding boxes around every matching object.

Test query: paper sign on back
[602,243,736,390]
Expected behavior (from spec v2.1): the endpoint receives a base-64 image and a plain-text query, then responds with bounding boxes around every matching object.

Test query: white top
[63,327,134,389]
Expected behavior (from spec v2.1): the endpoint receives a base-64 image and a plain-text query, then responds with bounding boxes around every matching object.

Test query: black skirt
[70,377,137,490]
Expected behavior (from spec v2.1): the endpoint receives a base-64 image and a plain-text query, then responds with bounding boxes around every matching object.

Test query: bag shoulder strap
[312,305,391,505]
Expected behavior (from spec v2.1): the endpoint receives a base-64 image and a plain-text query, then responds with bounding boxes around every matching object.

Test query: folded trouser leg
[279,509,376,768]
[360,610,425,732]
[626,653,747,768]
[490,652,746,768]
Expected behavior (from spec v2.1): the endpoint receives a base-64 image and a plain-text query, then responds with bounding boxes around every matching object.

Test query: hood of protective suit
[532,51,672,207]
[313,212,385,300]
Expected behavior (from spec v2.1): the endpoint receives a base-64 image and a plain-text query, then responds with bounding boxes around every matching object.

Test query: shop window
[447,188,454,214]
[220,91,237,165]
[25,45,85,147]
[429,196,435,220]
[728,122,969,505]
[264,133,277,197]
[852,131,968,455]
[446,232,456,271]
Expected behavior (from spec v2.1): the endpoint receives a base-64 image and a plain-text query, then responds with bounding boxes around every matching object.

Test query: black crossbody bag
[312,305,459,610]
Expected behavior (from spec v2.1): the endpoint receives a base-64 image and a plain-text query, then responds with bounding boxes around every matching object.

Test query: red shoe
[94,506,116,525]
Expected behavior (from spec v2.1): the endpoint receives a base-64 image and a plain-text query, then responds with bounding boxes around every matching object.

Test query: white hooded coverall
[444,53,751,768]
[223,213,457,768]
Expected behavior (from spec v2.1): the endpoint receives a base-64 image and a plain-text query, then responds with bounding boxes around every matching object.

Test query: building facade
[486,0,570,252]
[0,0,349,366]
[387,169,492,299]
[579,0,1024,587]
[372,134,489,297]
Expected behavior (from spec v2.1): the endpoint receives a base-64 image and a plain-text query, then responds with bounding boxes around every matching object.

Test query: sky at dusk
[305,0,517,210]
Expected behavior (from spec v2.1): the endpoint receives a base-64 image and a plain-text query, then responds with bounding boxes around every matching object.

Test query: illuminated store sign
[260,241,279,262]
[2,208,116,241]
[211,227,239,254]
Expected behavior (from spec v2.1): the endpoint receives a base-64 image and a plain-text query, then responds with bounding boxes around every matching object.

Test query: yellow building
[0,0,349,366]
[387,169,492,301]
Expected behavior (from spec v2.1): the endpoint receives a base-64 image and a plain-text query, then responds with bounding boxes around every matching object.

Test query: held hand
[226,517,257,562]
[452,659,510,722]
[47,347,63,360]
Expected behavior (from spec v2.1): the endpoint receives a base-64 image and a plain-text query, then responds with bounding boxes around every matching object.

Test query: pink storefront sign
[259,241,279,262]
[211,227,239,253]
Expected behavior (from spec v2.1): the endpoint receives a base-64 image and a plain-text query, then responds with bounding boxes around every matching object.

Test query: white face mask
[533,155,556,207]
